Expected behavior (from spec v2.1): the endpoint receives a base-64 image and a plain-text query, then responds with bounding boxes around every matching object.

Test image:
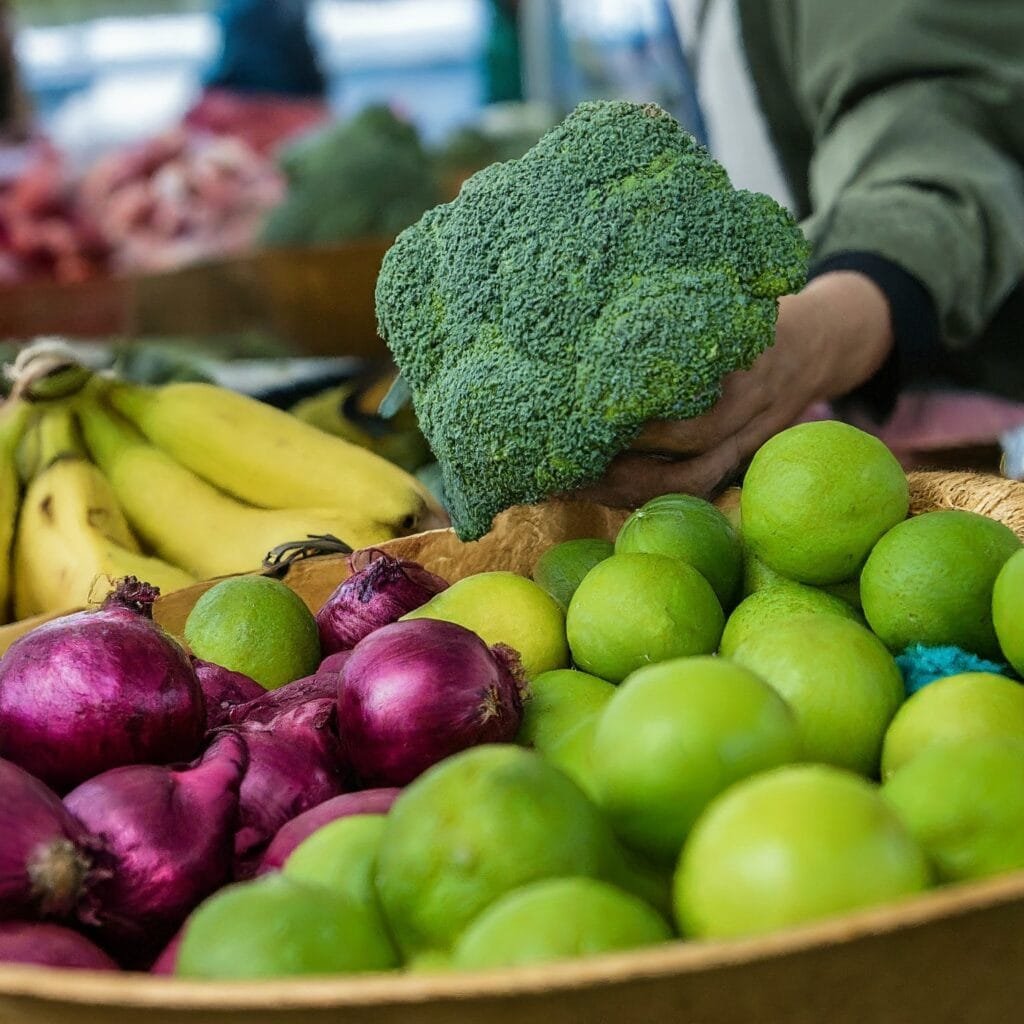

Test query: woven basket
[2,470,1024,1024]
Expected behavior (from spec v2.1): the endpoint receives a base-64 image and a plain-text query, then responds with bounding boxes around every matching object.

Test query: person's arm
[580,0,1024,507]
[577,270,893,507]
[782,0,1024,354]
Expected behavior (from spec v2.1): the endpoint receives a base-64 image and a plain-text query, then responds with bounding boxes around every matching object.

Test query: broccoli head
[376,101,810,540]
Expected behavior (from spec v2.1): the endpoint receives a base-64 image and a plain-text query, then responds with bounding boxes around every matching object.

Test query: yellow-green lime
[614,494,742,609]
[742,549,791,596]
[861,510,1021,659]
[740,421,909,585]
[402,571,568,678]
[374,745,628,956]
[176,874,397,979]
[719,583,862,658]
[992,547,1024,674]
[590,657,800,864]
[882,738,1024,883]
[517,669,615,797]
[532,538,614,611]
[518,669,616,751]
[729,614,904,776]
[880,672,1024,778]
[566,553,724,683]
[451,877,670,970]
[674,765,930,940]
[283,814,387,913]
[183,575,320,690]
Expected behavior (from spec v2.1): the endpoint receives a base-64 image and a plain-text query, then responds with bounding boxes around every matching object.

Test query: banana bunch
[0,347,445,625]
[290,369,432,473]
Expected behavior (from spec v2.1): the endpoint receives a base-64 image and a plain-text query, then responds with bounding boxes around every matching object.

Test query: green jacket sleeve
[765,0,1024,349]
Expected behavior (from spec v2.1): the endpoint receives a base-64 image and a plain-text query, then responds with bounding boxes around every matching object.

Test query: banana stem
[6,339,93,403]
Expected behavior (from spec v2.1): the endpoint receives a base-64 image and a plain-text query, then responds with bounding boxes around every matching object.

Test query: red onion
[338,620,526,787]
[224,665,342,732]
[256,787,400,875]
[0,579,205,792]
[217,663,350,878]
[0,922,119,971]
[63,731,246,964]
[226,725,348,879]
[316,549,449,655]
[0,757,108,924]
[149,928,182,975]
[319,650,352,674]
[192,658,264,730]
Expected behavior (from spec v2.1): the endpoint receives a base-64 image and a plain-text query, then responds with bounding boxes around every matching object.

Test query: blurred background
[0,0,713,520]
[0,1,702,407]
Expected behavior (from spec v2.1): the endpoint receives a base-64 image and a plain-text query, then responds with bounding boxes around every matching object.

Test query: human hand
[575,271,895,508]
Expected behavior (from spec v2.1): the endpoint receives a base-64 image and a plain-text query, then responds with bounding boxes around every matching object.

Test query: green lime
[742,549,792,596]
[730,615,904,776]
[283,814,387,913]
[183,575,320,690]
[517,669,615,797]
[590,657,799,864]
[880,672,1024,778]
[883,738,1024,883]
[533,539,615,611]
[614,494,742,609]
[720,583,862,657]
[674,764,930,940]
[566,553,724,683]
[374,745,628,956]
[451,877,671,970]
[176,874,397,979]
[403,571,568,678]
[992,547,1024,673]
[821,576,862,610]
[518,669,616,751]
[740,421,909,585]
[861,510,1021,658]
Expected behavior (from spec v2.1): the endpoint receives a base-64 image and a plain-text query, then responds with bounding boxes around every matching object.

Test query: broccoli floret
[376,101,810,540]
[261,105,441,246]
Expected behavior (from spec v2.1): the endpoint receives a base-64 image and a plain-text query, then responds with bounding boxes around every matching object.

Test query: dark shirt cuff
[808,251,941,422]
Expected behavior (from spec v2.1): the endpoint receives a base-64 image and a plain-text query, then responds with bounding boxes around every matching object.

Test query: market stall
[2,2,1024,1022]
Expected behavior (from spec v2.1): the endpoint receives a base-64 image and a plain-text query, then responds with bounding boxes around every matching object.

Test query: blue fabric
[206,0,326,98]
[895,643,1012,697]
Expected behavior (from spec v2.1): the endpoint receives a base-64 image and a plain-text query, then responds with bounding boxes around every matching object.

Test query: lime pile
[169,419,1024,979]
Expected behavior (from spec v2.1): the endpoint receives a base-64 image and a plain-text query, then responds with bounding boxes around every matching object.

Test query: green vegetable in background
[376,100,810,540]
[261,105,442,247]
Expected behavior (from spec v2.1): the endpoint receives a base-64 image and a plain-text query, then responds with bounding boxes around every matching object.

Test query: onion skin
[63,732,247,964]
[149,928,182,975]
[0,922,119,971]
[192,658,264,730]
[338,620,526,787]
[318,650,352,674]
[224,666,342,733]
[219,664,350,878]
[316,550,449,656]
[0,601,206,793]
[227,726,348,880]
[255,787,401,875]
[0,757,108,924]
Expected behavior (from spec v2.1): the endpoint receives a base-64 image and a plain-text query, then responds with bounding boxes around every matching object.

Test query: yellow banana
[101,378,443,530]
[78,397,398,581]
[0,399,31,623]
[12,406,196,618]
[290,376,431,473]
